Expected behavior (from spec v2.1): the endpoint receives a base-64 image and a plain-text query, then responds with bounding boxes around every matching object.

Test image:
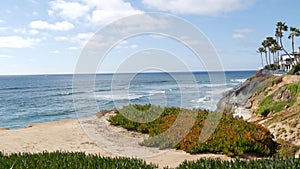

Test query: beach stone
[244,102,252,109]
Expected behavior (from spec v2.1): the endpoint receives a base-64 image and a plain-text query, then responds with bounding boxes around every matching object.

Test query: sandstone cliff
[217,72,300,157]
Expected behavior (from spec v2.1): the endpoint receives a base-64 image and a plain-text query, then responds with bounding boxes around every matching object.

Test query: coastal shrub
[109,105,277,157]
[177,157,300,169]
[276,139,300,158]
[287,82,300,95]
[0,151,157,169]
[1,152,299,169]
[257,95,288,116]
[288,63,300,75]
[255,72,267,78]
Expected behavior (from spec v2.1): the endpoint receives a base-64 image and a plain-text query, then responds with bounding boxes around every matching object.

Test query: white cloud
[232,33,245,39]
[116,43,139,49]
[48,0,143,26]
[234,28,253,33]
[29,20,74,31]
[142,0,254,16]
[49,0,90,20]
[130,44,138,49]
[0,36,39,48]
[77,32,94,40]
[55,36,68,41]
[48,10,54,17]
[51,50,60,54]
[66,46,79,50]
[0,54,11,58]
[0,27,8,31]
[13,28,27,34]
[88,7,142,25]
[179,35,201,45]
[29,29,39,35]
[85,0,143,25]
[232,28,253,39]
[0,19,4,23]
[119,40,128,45]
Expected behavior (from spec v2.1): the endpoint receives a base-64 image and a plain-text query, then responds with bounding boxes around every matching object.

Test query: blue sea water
[0,71,256,129]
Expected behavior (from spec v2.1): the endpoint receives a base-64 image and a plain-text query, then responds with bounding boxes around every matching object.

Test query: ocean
[0,71,256,129]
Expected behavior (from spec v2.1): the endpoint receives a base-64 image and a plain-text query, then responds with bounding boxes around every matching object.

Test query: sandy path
[80,114,167,158]
[0,113,230,168]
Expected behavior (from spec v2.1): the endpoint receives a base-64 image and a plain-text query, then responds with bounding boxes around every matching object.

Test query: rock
[96,110,115,118]
[273,88,293,102]
[244,102,252,109]
[296,149,300,158]
[216,76,269,113]
[0,128,9,130]
[233,107,252,120]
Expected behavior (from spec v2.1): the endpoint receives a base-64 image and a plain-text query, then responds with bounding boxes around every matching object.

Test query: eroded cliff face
[217,72,300,157]
[216,74,270,113]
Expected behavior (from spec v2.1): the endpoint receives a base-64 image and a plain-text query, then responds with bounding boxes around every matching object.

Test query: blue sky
[0,0,300,75]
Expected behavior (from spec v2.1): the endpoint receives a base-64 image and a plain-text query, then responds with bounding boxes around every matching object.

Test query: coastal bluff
[216,73,270,113]
[217,72,300,157]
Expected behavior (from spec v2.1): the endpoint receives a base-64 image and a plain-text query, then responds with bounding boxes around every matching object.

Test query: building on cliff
[276,48,300,71]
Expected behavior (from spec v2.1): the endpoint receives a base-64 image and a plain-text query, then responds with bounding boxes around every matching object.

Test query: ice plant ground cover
[109,104,277,157]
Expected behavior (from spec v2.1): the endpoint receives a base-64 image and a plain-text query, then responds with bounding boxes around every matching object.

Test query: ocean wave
[0,86,36,91]
[191,96,211,103]
[205,88,231,95]
[195,83,228,89]
[48,91,93,97]
[230,78,247,83]
[96,93,145,100]
[149,90,165,95]
[96,90,166,101]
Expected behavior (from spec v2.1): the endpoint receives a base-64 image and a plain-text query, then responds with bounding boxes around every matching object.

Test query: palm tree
[276,21,295,66]
[273,34,283,66]
[257,47,265,67]
[267,37,276,64]
[261,42,269,67]
[270,43,280,66]
[262,37,276,65]
[288,26,300,63]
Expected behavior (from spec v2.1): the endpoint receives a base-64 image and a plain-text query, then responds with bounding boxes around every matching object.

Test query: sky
[0,0,300,75]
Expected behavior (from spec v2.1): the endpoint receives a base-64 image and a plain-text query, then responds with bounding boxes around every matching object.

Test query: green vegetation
[287,82,300,95]
[177,157,300,169]
[276,139,300,158]
[109,105,277,157]
[1,151,299,169]
[288,63,300,75]
[256,95,288,116]
[0,151,157,169]
[257,82,300,116]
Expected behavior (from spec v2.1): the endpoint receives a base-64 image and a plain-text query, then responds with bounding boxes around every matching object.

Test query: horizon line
[0,69,258,76]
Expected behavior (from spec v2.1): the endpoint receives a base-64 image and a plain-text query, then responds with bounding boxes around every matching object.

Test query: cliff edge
[217,72,300,157]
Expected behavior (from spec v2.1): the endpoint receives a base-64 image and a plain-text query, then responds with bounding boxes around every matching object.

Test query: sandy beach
[0,112,231,168]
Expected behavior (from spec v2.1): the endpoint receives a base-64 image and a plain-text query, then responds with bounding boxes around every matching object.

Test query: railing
[262,69,287,74]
